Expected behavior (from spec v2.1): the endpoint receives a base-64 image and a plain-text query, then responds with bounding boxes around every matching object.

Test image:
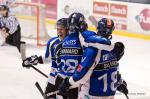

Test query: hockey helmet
[97,18,115,39]
[68,12,88,33]
[57,18,68,29]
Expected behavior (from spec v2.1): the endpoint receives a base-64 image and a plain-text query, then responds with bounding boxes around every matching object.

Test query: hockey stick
[30,65,48,78]
[46,86,76,97]
[35,82,44,97]
[125,94,129,99]
[31,66,47,97]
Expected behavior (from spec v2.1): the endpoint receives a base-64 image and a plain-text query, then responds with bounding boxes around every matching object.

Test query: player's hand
[22,55,39,68]
[58,77,71,96]
[117,80,128,95]
[55,75,64,87]
[114,42,125,53]
[113,42,125,60]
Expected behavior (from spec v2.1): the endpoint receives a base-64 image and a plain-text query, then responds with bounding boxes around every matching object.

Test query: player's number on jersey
[98,71,117,92]
[61,59,78,73]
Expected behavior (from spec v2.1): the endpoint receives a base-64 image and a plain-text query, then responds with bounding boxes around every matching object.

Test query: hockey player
[22,18,68,99]
[58,18,128,99]
[53,19,85,99]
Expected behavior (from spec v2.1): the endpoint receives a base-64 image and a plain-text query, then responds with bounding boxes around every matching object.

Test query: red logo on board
[136,9,150,31]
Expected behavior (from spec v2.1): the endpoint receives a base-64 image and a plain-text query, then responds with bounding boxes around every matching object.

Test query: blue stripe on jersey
[45,37,60,58]
[72,46,98,81]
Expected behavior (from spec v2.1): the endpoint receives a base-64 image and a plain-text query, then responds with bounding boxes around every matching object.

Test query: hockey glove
[58,77,71,96]
[113,42,125,61]
[22,55,43,68]
[117,80,128,96]
[55,75,64,87]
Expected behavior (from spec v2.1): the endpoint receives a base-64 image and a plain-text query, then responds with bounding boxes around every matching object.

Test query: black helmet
[97,18,115,39]
[68,12,88,33]
[0,5,9,11]
[57,18,68,29]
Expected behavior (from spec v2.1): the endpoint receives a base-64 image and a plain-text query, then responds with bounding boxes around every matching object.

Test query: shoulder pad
[47,37,59,46]
[85,35,111,45]
[81,30,96,38]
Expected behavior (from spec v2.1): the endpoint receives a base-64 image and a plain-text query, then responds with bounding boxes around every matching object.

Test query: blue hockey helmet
[68,12,88,33]
[97,18,115,39]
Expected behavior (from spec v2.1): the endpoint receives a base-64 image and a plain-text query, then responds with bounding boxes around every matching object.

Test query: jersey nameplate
[60,48,83,55]
[94,60,118,70]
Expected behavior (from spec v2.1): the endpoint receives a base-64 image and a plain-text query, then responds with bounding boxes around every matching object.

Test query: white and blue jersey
[44,37,60,79]
[57,32,83,78]
[89,49,119,96]
[69,31,121,97]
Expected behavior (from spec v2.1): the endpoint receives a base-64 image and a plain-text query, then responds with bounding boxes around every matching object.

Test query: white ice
[0,35,150,99]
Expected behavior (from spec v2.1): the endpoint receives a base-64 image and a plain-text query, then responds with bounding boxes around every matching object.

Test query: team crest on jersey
[103,54,109,61]
[103,53,114,61]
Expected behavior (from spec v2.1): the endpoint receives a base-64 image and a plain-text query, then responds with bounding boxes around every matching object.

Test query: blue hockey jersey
[89,49,119,96]
[57,32,83,78]
[69,32,121,96]
[45,37,60,77]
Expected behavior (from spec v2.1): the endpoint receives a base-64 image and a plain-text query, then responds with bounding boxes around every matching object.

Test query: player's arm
[81,30,111,45]
[42,39,53,63]
[113,42,125,61]
[69,46,98,85]
[79,31,115,51]
[37,37,61,64]
[22,38,57,68]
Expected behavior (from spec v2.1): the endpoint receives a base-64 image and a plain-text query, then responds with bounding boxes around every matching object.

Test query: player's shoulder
[80,30,97,42]
[81,30,111,44]
[47,37,60,46]
[81,30,96,38]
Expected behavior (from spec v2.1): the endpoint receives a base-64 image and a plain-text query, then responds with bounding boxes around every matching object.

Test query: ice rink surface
[0,35,150,99]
